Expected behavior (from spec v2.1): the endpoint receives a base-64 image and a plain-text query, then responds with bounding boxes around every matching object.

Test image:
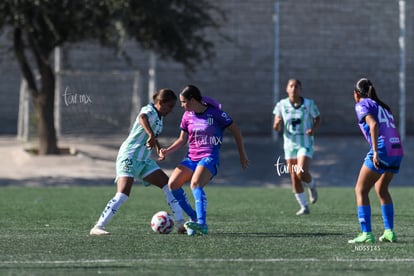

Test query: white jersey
[118,104,163,161]
[273,97,320,150]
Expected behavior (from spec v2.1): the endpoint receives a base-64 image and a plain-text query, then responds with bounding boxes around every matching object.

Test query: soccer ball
[150,211,174,234]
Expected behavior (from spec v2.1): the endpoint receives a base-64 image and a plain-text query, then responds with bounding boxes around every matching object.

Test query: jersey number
[378,106,395,128]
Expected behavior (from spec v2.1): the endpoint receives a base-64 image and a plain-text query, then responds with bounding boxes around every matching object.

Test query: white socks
[162,185,185,222]
[294,192,308,208]
[96,192,128,228]
[95,186,184,229]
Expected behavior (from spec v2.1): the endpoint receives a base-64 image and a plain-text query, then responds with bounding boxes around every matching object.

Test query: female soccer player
[273,79,321,215]
[90,89,186,235]
[348,78,403,243]
[159,85,249,235]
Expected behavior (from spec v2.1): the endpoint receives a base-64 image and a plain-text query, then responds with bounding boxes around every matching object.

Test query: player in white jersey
[90,89,187,235]
[273,79,321,215]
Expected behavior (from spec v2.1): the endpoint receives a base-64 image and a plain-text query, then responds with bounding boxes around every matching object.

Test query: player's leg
[297,153,317,204]
[348,165,379,243]
[375,172,397,242]
[185,161,215,234]
[144,168,186,233]
[90,176,132,235]
[287,158,309,215]
[168,164,197,222]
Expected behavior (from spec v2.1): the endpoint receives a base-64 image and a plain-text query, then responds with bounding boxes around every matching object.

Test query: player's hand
[146,136,156,150]
[273,117,282,131]
[306,129,314,136]
[158,148,167,161]
[373,151,380,169]
[240,154,249,169]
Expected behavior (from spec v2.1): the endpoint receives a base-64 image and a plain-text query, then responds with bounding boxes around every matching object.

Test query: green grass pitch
[0,186,413,275]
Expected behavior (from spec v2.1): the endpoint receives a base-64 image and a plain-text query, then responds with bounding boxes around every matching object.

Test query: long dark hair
[180,85,202,101]
[354,78,391,112]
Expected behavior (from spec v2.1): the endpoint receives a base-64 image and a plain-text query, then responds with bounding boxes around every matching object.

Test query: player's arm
[365,114,380,168]
[306,115,321,136]
[138,113,156,149]
[273,115,283,132]
[159,130,188,160]
[227,122,249,169]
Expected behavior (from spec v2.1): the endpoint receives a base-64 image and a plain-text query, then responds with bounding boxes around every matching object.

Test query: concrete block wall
[0,0,412,137]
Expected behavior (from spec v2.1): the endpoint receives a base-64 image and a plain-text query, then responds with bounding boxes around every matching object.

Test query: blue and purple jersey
[180,106,233,161]
[355,98,403,157]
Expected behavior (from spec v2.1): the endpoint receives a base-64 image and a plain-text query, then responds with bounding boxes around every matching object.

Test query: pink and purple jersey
[355,98,403,157]
[180,106,233,161]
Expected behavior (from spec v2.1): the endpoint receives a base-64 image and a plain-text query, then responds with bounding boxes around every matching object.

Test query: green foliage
[0,186,414,275]
[0,0,225,70]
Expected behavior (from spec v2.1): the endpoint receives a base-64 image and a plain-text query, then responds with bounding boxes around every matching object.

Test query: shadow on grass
[215,232,343,238]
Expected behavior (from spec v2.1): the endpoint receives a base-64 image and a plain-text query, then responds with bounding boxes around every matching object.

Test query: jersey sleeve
[355,99,377,123]
[309,99,320,118]
[180,112,189,132]
[138,104,155,122]
[273,102,281,116]
[215,109,233,128]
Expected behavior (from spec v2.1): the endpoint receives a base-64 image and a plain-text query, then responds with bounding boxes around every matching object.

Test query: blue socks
[192,187,207,225]
[381,204,394,230]
[357,204,394,232]
[170,187,208,225]
[357,205,372,232]
[171,188,197,221]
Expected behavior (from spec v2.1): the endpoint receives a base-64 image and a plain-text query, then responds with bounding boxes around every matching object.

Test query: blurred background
[0,0,412,140]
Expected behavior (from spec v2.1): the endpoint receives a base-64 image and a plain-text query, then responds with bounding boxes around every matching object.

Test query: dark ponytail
[180,85,202,102]
[354,78,391,112]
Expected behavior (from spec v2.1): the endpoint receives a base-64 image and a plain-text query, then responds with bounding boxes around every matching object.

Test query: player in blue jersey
[273,79,321,215]
[348,78,404,243]
[90,89,187,236]
[160,85,249,235]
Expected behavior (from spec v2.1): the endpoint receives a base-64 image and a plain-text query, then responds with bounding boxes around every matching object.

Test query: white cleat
[90,225,110,236]
[296,206,310,216]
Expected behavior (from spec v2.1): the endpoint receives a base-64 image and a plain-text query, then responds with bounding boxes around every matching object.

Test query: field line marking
[1,258,414,265]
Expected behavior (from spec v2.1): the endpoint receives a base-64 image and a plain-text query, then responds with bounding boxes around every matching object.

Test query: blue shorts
[180,156,219,177]
[364,148,403,174]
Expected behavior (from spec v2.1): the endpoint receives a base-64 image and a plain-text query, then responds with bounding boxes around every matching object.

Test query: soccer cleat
[185,221,208,235]
[348,232,375,243]
[307,180,318,204]
[176,220,186,234]
[90,225,110,236]
[379,229,397,242]
[296,206,310,216]
[185,225,196,236]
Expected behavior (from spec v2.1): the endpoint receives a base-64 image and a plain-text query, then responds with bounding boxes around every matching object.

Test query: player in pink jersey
[348,78,404,244]
[160,85,249,235]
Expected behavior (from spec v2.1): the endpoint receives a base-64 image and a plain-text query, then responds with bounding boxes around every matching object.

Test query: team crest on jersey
[221,111,231,122]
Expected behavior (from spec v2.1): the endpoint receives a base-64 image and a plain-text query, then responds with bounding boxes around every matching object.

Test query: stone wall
[0,0,412,137]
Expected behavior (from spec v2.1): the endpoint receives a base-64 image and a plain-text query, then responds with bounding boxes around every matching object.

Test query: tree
[0,0,225,154]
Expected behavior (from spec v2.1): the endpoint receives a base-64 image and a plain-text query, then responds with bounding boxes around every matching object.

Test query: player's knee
[190,182,201,189]
[168,182,180,191]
